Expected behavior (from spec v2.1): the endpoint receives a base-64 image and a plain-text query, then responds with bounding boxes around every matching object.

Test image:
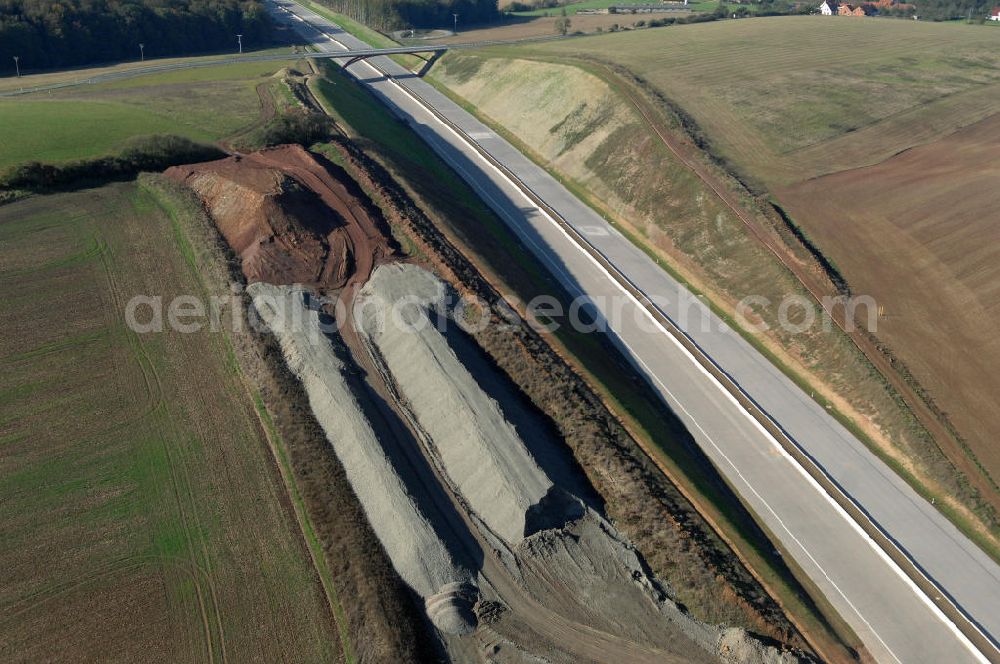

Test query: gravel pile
[354,264,575,545]
[249,282,477,635]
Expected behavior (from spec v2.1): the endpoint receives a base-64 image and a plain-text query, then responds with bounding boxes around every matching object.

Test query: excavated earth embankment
[173,146,812,664]
[165,144,393,292]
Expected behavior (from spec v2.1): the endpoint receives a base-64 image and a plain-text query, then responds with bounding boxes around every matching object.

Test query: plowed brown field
[777,112,1000,490]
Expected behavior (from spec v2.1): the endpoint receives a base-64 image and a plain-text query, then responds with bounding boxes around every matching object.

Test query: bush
[239,109,335,151]
[0,135,224,191]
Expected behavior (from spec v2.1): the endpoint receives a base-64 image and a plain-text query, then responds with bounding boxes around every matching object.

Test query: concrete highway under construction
[266,1,1000,662]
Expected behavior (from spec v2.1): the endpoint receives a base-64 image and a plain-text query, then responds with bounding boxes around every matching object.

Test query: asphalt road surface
[270,2,1000,661]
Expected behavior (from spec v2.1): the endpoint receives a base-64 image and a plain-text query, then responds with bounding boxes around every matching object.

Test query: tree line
[909,0,995,20]
[1,0,270,74]
[312,0,499,31]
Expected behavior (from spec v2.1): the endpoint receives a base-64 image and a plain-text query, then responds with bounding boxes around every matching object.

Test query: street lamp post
[13,55,20,78]
[139,43,144,62]
[452,13,459,34]
[236,34,243,55]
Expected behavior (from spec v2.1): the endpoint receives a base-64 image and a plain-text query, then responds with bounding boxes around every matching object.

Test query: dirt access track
[166,144,394,296]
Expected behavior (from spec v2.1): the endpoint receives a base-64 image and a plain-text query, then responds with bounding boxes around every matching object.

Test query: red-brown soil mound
[166,144,393,291]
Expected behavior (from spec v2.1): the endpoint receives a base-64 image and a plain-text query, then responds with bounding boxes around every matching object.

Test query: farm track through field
[219,81,278,151]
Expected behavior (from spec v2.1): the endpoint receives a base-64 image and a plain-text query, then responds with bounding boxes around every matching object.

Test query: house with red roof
[838,2,873,15]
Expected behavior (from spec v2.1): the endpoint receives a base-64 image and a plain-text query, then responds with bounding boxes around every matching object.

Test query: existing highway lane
[270,2,1000,661]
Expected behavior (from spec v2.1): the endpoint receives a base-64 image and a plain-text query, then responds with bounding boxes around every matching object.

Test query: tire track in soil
[97,212,223,664]
[0,554,219,629]
[218,81,278,152]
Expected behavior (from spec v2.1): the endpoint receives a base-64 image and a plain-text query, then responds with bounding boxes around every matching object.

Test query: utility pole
[236,34,243,55]
[139,43,144,62]
[452,13,459,34]
[13,55,20,78]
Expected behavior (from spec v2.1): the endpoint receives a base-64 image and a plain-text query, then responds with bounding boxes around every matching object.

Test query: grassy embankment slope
[311,61,862,660]
[427,16,1000,555]
[0,183,341,662]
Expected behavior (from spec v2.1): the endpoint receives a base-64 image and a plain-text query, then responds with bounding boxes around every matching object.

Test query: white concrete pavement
[270,2,1000,661]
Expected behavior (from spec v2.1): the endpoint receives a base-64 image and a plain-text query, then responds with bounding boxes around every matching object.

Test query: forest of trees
[0,0,270,73]
[909,0,996,20]
[312,0,499,31]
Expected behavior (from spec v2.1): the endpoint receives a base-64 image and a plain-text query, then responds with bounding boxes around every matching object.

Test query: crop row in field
[0,184,339,662]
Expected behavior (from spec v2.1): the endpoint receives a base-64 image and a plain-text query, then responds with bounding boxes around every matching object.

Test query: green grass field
[0,100,216,172]
[0,183,339,661]
[0,57,294,172]
[510,16,1000,186]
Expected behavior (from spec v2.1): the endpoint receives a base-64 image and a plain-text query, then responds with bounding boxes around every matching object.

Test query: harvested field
[0,184,339,662]
[776,112,1000,491]
[512,17,1000,187]
[166,145,394,293]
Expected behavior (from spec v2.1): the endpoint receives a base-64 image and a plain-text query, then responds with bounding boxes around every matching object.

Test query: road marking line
[290,6,991,662]
[376,66,987,664]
